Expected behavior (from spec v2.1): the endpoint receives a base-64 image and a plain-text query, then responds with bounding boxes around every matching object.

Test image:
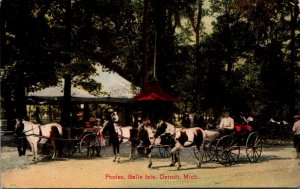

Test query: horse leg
[176,150,181,170]
[96,145,101,157]
[148,149,153,168]
[196,146,202,168]
[170,142,181,166]
[116,143,120,163]
[32,141,38,161]
[112,144,117,162]
[129,145,134,160]
[129,141,137,160]
[51,140,57,159]
[17,138,23,156]
[95,136,101,157]
[27,140,34,160]
[169,152,178,167]
[21,138,27,155]
[28,136,39,161]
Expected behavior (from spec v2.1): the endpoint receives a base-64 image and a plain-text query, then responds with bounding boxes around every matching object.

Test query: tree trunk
[2,81,16,131]
[187,0,203,111]
[61,0,72,136]
[15,71,27,119]
[142,0,150,87]
[289,1,299,115]
[62,74,71,134]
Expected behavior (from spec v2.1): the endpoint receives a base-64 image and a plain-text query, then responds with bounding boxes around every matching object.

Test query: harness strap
[17,134,79,141]
[37,125,42,143]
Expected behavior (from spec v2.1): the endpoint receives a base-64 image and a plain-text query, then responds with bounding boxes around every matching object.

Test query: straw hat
[293,114,300,119]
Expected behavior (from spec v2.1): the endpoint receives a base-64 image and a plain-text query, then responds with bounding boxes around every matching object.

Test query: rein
[150,126,182,146]
[19,123,40,135]
[16,133,78,141]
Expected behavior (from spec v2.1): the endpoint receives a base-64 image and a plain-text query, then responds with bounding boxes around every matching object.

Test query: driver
[218,111,235,136]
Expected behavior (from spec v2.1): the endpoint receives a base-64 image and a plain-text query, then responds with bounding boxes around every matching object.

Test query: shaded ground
[1,133,300,188]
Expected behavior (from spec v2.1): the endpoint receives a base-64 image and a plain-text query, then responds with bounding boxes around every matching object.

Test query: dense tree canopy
[1,0,299,129]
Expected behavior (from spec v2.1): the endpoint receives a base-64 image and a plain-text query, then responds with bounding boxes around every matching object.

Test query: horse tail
[194,128,204,149]
[50,125,63,156]
[51,123,63,136]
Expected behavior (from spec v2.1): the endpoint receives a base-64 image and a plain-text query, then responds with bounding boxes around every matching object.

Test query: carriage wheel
[159,146,171,158]
[62,140,78,156]
[80,133,100,156]
[246,132,262,162]
[225,143,240,165]
[137,146,145,155]
[215,135,231,161]
[193,141,215,162]
[216,135,240,165]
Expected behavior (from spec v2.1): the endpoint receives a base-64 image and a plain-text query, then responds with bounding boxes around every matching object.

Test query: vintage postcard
[1,0,300,188]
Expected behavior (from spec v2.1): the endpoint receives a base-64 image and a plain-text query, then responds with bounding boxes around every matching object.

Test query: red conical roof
[133,80,177,101]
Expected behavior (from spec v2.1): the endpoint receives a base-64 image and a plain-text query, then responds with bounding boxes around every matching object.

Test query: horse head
[204,129,221,143]
[101,120,114,134]
[15,118,25,136]
[137,125,151,146]
[160,133,176,147]
[154,121,168,138]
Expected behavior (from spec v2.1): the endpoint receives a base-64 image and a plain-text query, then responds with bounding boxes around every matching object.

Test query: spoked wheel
[246,132,263,162]
[137,146,145,155]
[80,133,100,156]
[62,140,78,156]
[216,135,240,165]
[194,141,215,162]
[159,146,171,158]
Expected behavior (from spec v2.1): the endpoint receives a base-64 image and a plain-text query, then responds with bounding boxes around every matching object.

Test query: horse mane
[154,121,168,138]
[15,122,25,136]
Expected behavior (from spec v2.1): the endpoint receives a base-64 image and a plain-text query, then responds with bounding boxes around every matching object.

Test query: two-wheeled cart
[194,125,263,166]
[63,126,103,157]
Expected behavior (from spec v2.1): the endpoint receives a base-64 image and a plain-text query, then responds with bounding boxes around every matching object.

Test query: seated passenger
[218,111,235,136]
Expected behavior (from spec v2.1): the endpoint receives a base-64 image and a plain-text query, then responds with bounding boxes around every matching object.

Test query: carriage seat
[234,124,252,136]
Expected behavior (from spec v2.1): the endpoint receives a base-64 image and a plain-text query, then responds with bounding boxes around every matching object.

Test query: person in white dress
[292,114,300,159]
[218,111,235,135]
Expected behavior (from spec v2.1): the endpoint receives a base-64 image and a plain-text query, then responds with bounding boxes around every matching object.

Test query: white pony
[15,119,63,161]
[146,121,181,168]
[203,129,222,145]
[149,121,221,170]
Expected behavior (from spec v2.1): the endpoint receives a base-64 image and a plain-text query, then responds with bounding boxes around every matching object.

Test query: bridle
[151,122,182,146]
[16,120,42,137]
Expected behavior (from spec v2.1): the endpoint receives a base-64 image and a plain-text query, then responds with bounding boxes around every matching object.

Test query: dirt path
[1,135,300,188]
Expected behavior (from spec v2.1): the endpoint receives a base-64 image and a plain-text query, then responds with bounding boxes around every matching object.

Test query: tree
[1,0,144,129]
[1,0,61,128]
[234,0,300,117]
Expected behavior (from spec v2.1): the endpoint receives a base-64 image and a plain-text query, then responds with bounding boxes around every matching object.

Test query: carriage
[194,124,263,166]
[62,124,103,157]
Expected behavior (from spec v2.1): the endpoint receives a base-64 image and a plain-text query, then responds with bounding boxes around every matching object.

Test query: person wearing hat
[102,108,115,146]
[112,111,119,124]
[181,112,191,128]
[292,114,300,159]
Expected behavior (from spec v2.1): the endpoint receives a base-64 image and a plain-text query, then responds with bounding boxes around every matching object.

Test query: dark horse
[101,120,138,162]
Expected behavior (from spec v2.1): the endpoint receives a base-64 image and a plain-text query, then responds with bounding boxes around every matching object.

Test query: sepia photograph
[1,0,300,188]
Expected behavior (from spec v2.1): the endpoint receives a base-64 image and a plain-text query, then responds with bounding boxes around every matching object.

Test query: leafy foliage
[1,0,299,126]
